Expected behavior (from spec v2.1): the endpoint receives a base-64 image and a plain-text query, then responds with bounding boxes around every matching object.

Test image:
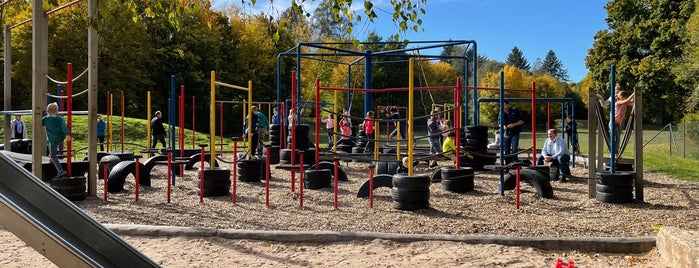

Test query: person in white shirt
[536,129,571,181]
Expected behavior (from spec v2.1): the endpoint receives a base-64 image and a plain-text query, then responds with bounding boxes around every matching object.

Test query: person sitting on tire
[442,131,457,161]
[395,157,410,174]
[536,129,572,181]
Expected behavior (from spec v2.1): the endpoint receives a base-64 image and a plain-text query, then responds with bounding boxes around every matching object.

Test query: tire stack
[440,167,475,193]
[198,167,231,196]
[51,176,87,201]
[391,174,430,210]
[460,126,496,169]
[595,171,634,203]
[280,124,316,165]
[304,169,332,189]
[268,124,283,164]
[376,161,400,175]
[237,158,263,182]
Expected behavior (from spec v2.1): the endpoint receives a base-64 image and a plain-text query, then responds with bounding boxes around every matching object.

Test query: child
[322,113,334,146]
[363,111,375,152]
[97,114,106,151]
[442,131,457,160]
[396,157,410,174]
[42,102,71,179]
[487,130,500,150]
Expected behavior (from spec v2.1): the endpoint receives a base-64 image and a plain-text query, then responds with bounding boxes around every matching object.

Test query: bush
[683,112,699,143]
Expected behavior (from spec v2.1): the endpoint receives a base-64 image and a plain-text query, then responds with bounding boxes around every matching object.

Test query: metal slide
[0,152,159,267]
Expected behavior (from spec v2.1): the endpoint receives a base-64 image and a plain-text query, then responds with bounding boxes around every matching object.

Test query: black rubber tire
[268,146,280,164]
[352,147,364,154]
[110,151,135,161]
[51,176,87,201]
[392,200,429,210]
[596,171,633,187]
[440,167,475,193]
[392,174,430,189]
[463,125,488,134]
[237,159,262,182]
[199,167,232,197]
[270,124,280,132]
[107,160,150,193]
[98,155,122,181]
[529,165,550,178]
[185,153,218,170]
[595,191,633,203]
[391,187,430,203]
[310,161,348,182]
[143,155,168,174]
[304,169,332,189]
[596,184,633,195]
[549,164,560,181]
[356,174,393,197]
[503,168,554,198]
[430,165,455,183]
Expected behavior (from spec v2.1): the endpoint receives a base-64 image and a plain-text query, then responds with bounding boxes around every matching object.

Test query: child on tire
[43,102,71,179]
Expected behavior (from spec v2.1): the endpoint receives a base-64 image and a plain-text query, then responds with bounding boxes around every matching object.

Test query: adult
[97,114,106,151]
[536,129,571,181]
[564,115,579,154]
[502,101,524,164]
[598,85,634,153]
[387,107,406,141]
[10,115,27,139]
[255,106,269,154]
[150,111,166,149]
[427,112,442,167]
[245,106,260,156]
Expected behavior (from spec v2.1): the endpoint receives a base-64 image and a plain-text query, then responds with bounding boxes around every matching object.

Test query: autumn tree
[585,0,694,124]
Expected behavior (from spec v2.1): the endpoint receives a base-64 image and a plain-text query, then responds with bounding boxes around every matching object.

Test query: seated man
[536,129,572,181]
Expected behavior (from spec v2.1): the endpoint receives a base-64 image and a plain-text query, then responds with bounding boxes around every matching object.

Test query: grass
[5,115,699,182]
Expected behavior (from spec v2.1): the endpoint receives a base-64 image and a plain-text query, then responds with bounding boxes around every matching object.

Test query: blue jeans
[536,154,571,176]
[48,141,65,176]
[609,121,620,153]
[428,136,442,154]
[503,133,520,164]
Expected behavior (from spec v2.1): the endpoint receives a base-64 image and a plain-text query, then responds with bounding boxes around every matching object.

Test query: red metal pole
[66,63,73,176]
[315,79,321,168]
[455,77,462,168]
[219,101,223,152]
[280,102,286,149]
[135,157,140,202]
[200,145,205,203]
[106,93,111,152]
[232,140,238,204]
[369,165,374,208]
[531,82,537,164]
[191,96,196,149]
[516,166,521,209]
[180,85,185,156]
[120,91,125,153]
[266,146,270,207]
[299,153,304,207]
[103,162,108,201]
[167,151,172,203]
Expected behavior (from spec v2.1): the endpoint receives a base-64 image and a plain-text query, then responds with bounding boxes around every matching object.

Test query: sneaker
[54,171,67,179]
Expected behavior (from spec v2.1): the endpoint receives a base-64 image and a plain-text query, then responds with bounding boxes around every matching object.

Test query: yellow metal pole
[408,58,415,176]
[147,91,151,157]
[247,80,253,158]
[210,71,216,167]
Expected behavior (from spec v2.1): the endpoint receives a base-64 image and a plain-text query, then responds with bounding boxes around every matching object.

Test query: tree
[311,1,349,39]
[541,50,569,81]
[585,0,694,124]
[505,46,530,72]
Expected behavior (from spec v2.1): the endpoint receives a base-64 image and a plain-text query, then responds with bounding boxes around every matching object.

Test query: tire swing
[440,167,475,193]
[304,169,332,189]
[237,157,264,183]
[199,167,231,197]
[391,173,430,210]
[595,171,634,203]
[503,168,554,198]
[50,175,87,201]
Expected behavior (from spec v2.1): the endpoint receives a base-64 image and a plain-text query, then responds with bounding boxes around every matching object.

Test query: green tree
[505,46,530,72]
[541,50,569,81]
[311,1,349,39]
[585,0,694,124]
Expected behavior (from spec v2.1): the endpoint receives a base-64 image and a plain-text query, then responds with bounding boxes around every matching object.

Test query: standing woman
[97,114,106,151]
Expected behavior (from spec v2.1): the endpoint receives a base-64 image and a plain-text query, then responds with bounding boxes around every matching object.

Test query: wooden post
[587,89,597,199]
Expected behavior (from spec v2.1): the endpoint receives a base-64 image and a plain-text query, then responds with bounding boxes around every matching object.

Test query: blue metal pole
[609,65,616,174]
[498,71,505,196]
[364,50,372,115]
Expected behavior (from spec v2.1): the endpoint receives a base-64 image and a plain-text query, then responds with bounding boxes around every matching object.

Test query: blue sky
[216,0,610,82]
